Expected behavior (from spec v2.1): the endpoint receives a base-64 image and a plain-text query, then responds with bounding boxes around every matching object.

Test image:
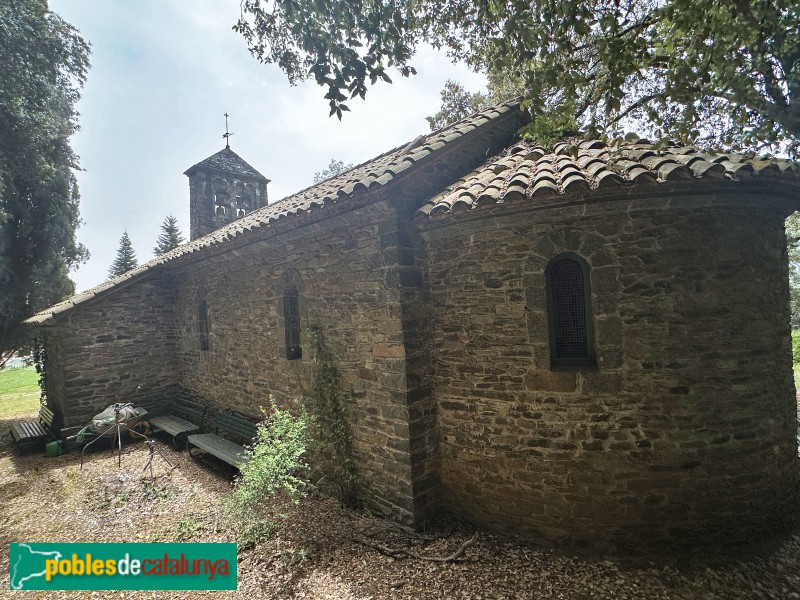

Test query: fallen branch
[353,533,478,563]
[357,517,439,543]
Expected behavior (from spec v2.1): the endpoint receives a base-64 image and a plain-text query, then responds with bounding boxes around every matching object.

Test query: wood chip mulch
[0,413,799,599]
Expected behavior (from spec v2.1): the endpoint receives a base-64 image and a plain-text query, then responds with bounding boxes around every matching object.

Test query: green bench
[10,406,56,451]
[148,398,207,448]
[187,410,258,468]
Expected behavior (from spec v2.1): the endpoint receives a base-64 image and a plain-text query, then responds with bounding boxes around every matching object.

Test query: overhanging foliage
[236,0,799,155]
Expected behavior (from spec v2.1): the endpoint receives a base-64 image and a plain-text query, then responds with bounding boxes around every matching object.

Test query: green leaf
[234,0,800,156]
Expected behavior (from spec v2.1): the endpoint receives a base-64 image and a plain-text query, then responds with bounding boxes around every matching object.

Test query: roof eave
[27,101,528,325]
[415,177,800,232]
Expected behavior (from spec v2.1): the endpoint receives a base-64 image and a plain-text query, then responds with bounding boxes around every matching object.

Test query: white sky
[49,0,487,292]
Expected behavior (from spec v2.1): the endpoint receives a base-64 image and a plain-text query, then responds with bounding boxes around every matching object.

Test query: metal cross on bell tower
[223,112,233,149]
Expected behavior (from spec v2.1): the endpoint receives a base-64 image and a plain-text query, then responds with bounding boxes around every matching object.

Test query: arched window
[283,285,302,360]
[198,300,210,351]
[214,192,229,216]
[545,254,595,367]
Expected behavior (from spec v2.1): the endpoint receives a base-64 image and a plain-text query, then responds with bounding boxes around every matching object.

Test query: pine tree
[153,215,185,256]
[108,231,138,278]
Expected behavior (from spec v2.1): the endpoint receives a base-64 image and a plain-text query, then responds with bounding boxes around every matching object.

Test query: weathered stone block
[525,371,577,392]
[580,372,623,394]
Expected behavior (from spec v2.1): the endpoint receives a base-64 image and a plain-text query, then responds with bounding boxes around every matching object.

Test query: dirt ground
[1,410,799,600]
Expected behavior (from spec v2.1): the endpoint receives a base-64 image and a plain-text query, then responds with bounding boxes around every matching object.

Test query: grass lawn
[0,366,40,419]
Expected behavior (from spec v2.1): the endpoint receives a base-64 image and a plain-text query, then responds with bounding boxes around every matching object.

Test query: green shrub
[175,515,205,542]
[235,519,276,549]
[233,400,309,509]
[226,400,308,546]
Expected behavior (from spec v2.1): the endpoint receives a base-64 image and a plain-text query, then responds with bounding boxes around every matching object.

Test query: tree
[108,232,138,278]
[235,0,800,156]
[313,159,353,184]
[426,80,491,131]
[426,71,529,131]
[153,215,185,256]
[0,0,90,351]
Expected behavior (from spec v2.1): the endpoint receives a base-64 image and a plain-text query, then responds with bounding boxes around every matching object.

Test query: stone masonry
[173,198,421,520]
[27,104,800,552]
[40,274,179,428]
[418,190,799,551]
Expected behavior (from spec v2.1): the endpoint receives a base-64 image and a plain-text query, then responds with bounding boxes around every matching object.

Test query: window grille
[284,285,302,360]
[198,300,209,351]
[546,255,594,366]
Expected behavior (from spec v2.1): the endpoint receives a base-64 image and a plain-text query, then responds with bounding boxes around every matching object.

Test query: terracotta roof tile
[27,100,523,325]
[418,140,800,218]
[656,162,692,181]
[722,161,753,177]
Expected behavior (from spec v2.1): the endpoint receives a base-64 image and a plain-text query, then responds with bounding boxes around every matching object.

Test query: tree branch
[352,533,478,563]
[612,93,663,123]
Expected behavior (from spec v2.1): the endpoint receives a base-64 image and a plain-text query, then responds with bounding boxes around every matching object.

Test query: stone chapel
[27,102,800,552]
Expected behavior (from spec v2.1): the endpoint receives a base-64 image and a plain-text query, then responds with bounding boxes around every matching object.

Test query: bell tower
[184,123,269,241]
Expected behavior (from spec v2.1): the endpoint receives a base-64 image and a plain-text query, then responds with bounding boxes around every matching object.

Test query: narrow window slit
[198,300,209,351]
[284,285,301,360]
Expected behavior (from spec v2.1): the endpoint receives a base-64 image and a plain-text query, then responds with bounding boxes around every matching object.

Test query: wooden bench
[148,398,206,448]
[187,410,258,469]
[10,406,56,451]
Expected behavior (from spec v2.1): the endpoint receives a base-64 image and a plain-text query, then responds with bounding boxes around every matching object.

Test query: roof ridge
[271,100,521,208]
[425,98,521,137]
[26,100,526,325]
[184,146,268,180]
[269,141,409,208]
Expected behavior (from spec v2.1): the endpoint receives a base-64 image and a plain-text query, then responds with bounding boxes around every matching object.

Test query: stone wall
[418,191,800,551]
[188,171,267,241]
[173,197,423,522]
[33,107,523,526]
[386,205,440,522]
[42,275,179,427]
